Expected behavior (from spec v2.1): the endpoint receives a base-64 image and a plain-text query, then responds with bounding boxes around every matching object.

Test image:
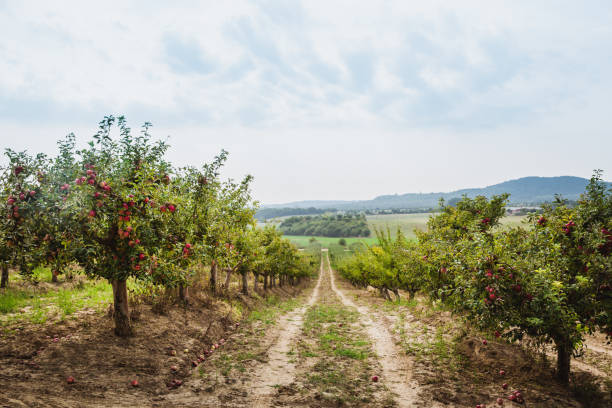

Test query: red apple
[131,379,139,387]
[371,375,379,382]
[499,369,506,376]
[66,376,75,384]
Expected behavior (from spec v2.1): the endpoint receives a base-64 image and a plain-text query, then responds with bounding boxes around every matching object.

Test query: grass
[0,272,114,326]
[247,294,301,325]
[303,304,370,361]
[366,213,433,239]
[367,213,529,239]
[297,299,379,405]
[284,235,377,248]
[285,214,528,247]
[385,296,464,380]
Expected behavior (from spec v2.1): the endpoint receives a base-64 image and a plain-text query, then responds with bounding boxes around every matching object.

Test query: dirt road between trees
[3,249,610,407]
[247,257,324,407]
[327,252,436,408]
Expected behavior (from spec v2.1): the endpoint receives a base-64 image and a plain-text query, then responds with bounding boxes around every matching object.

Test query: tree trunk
[392,288,400,302]
[271,275,275,288]
[279,275,284,287]
[224,268,232,290]
[210,260,217,294]
[380,287,392,301]
[263,274,268,291]
[178,284,189,304]
[0,264,8,288]
[253,272,259,292]
[556,344,571,384]
[241,272,249,295]
[51,269,58,283]
[111,279,132,337]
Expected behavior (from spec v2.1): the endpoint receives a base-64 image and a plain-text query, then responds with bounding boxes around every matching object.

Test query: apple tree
[524,171,612,382]
[33,134,81,282]
[68,116,172,336]
[0,149,48,287]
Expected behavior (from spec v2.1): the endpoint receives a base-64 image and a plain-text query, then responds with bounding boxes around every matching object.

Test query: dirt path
[263,249,396,407]
[247,258,324,407]
[326,252,433,408]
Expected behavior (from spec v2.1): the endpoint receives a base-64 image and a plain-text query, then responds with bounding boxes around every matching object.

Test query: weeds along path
[247,258,324,407]
[327,252,434,408]
[269,249,396,407]
[161,269,323,408]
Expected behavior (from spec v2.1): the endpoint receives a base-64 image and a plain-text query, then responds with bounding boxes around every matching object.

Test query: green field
[283,235,377,248]
[366,213,432,239]
[284,213,529,247]
[367,213,529,239]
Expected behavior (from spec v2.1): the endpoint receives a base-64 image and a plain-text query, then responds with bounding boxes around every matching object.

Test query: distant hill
[262,176,611,211]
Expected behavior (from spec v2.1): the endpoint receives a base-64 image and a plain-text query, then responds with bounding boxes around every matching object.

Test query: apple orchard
[1,116,610,388]
[336,173,612,384]
[0,116,317,336]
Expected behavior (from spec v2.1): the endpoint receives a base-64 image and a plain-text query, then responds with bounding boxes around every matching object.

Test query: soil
[332,265,612,407]
[1,251,611,407]
[0,280,307,408]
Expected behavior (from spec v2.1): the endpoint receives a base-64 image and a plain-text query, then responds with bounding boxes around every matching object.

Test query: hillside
[264,176,612,211]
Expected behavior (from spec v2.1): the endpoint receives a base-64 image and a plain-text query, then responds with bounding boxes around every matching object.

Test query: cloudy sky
[0,1,610,204]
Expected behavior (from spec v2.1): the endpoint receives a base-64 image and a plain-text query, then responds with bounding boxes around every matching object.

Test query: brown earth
[0,279,308,408]
[333,264,612,408]
[2,252,611,408]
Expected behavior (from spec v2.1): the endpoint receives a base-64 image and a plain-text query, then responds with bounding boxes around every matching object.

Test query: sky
[0,1,611,205]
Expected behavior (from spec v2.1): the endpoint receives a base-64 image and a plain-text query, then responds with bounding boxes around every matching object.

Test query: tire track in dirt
[326,252,433,408]
[248,258,324,407]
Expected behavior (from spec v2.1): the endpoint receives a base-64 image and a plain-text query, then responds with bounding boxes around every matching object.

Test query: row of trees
[335,172,611,383]
[279,214,371,237]
[0,116,316,336]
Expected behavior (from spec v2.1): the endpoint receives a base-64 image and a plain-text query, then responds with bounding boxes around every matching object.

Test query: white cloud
[0,0,611,202]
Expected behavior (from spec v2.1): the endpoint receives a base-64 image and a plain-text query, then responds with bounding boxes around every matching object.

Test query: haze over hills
[263,176,612,211]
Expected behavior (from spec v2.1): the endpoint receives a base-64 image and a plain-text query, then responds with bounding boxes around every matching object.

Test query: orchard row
[0,116,318,336]
[335,172,611,384]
